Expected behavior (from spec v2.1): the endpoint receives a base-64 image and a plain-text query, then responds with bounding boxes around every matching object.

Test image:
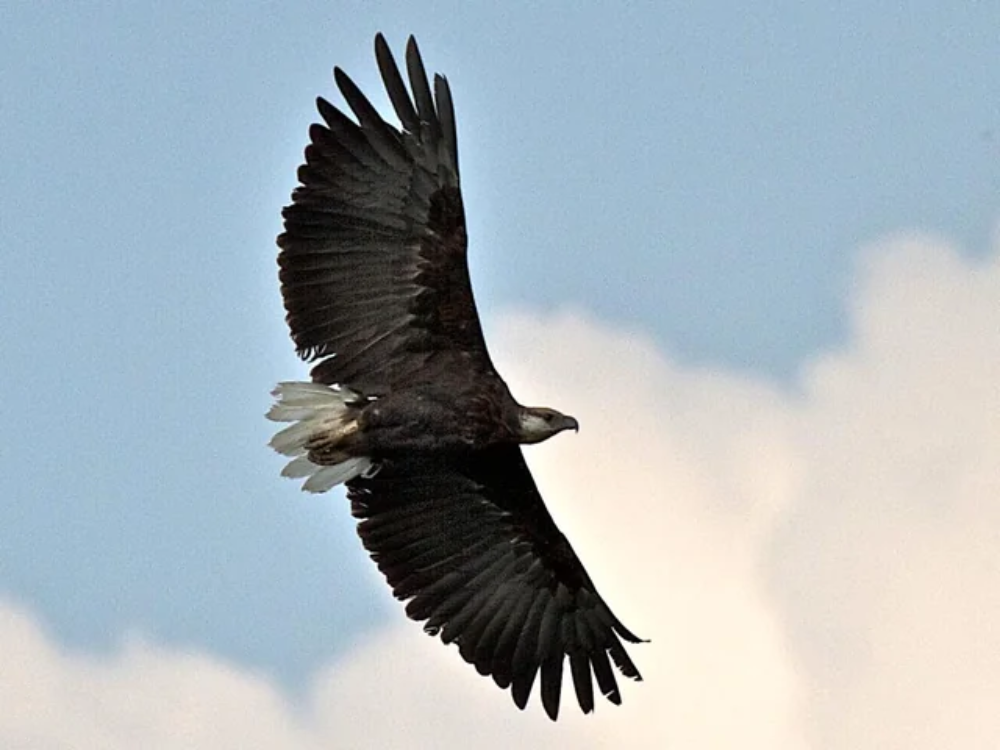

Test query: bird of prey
[268,33,643,720]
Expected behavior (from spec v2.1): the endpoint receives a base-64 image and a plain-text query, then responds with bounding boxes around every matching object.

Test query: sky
[1,2,998,747]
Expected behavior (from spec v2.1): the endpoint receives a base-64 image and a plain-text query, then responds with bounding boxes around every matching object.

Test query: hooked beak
[561,415,579,433]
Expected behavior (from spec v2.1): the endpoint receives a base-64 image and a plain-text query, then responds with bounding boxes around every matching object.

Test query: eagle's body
[269,34,642,720]
[363,377,517,448]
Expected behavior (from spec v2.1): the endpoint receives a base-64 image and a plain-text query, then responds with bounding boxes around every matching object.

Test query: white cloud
[2,231,997,749]
[772,234,1000,749]
[0,605,319,750]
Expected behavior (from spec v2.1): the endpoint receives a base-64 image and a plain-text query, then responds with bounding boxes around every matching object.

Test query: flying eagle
[268,34,643,720]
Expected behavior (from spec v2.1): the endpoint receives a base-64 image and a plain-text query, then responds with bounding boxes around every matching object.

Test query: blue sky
[1,0,998,726]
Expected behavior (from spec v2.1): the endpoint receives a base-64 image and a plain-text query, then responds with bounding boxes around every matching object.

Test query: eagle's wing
[278,34,490,392]
[348,445,644,720]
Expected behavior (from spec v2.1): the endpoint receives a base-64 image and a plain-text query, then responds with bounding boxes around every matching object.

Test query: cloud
[770,234,1000,749]
[0,602,567,750]
[0,604,319,749]
[2,231,997,748]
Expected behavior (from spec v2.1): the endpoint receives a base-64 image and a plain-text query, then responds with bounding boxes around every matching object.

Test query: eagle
[268,34,643,720]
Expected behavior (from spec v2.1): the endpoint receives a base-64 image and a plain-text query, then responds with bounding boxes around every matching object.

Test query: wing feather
[510,592,546,709]
[489,588,535,689]
[405,37,441,145]
[348,446,643,720]
[376,34,420,133]
[333,68,410,171]
[279,34,491,393]
[434,74,459,175]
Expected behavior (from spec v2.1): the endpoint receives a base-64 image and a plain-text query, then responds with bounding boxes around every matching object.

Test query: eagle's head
[517,406,579,444]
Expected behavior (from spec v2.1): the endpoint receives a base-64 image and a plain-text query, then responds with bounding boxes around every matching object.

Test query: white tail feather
[270,420,319,457]
[267,382,372,492]
[280,455,318,478]
[303,458,372,493]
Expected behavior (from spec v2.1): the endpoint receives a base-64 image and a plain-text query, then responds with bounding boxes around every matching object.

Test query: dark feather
[278,34,490,393]
[590,647,619,702]
[540,650,564,721]
[376,33,420,134]
[348,446,643,719]
[405,37,441,145]
[570,651,595,715]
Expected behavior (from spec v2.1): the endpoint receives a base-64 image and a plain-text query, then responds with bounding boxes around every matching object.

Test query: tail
[266,382,374,493]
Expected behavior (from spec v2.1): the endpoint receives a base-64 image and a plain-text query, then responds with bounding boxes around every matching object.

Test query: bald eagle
[268,34,642,720]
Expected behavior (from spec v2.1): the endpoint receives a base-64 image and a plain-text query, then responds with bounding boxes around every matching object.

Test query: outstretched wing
[278,34,493,393]
[348,446,644,720]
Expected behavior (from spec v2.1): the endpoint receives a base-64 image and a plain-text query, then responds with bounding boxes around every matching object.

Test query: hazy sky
[2,2,998,747]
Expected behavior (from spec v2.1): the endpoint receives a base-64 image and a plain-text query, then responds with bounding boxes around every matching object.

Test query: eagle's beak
[562,415,579,433]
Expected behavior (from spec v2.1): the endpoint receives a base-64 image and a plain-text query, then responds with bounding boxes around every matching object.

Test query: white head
[517,406,579,445]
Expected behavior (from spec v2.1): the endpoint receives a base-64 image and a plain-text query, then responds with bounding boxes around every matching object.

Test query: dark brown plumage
[272,33,643,720]
[279,34,483,394]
